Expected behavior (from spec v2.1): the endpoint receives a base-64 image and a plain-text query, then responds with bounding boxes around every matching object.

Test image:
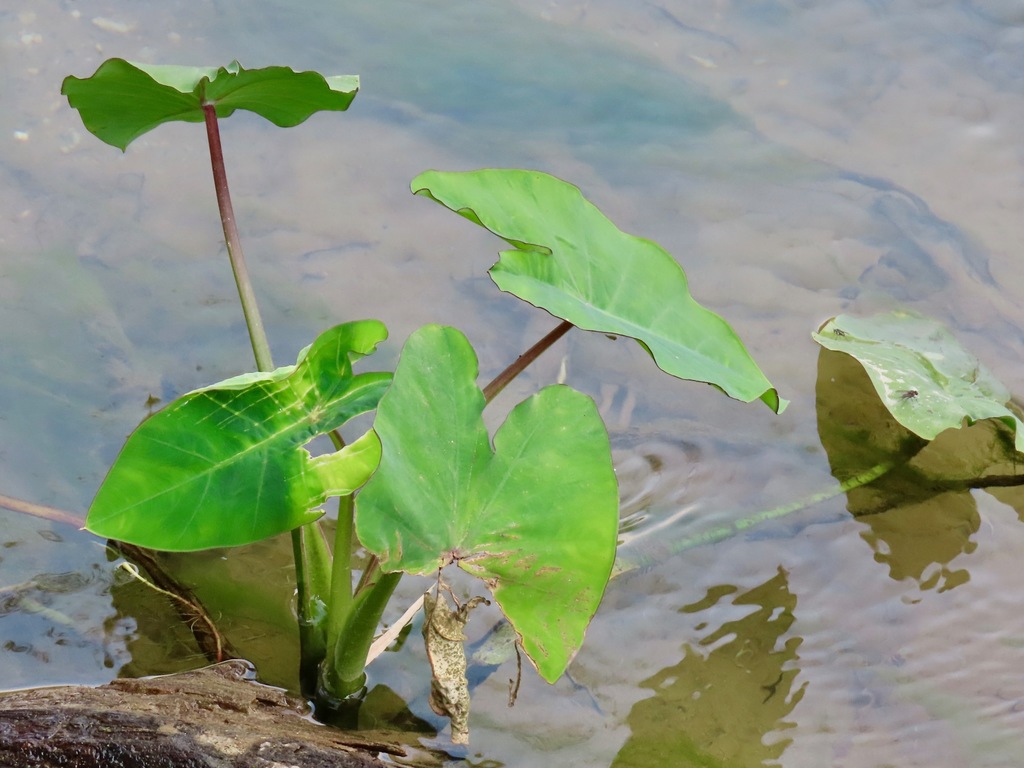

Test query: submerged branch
[0,493,84,527]
[614,459,901,576]
[111,541,237,665]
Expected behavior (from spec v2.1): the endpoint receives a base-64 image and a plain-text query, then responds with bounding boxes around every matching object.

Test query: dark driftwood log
[0,660,402,768]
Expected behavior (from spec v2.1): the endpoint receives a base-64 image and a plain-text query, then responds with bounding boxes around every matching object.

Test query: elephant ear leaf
[356,324,619,683]
[87,321,390,551]
[411,168,785,413]
[61,58,358,150]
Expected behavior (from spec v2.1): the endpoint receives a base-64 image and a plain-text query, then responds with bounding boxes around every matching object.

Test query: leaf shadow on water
[816,349,1024,593]
[611,567,804,768]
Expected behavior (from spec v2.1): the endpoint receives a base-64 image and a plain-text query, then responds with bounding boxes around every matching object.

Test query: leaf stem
[326,495,355,645]
[202,103,273,373]
[354,554,382,595]
[292,523,332,694]
[482,320,573,404]
[0,492,84,527]
[318,570,402,702]
[203,103,324,693]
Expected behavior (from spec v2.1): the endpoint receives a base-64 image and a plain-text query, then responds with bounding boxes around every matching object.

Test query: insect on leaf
[814,311,1024,452]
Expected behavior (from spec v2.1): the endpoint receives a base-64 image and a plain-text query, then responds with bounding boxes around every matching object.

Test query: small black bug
[898,389,918,400]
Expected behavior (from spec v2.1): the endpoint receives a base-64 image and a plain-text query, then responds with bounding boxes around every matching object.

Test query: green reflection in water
[139,537,305,689]
[612,567,804,768]
[815,348,1024,593]
[109,557,209,680]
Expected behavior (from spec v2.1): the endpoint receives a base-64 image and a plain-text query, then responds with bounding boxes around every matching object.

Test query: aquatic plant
[62,58,782,738]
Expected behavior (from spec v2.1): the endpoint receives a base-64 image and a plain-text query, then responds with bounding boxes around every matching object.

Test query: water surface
[3,1,1024,765]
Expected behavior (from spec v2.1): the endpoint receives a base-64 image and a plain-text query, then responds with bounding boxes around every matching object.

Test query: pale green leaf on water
[813,311,1024,453]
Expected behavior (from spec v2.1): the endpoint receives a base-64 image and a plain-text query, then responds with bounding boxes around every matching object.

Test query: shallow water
[3,1,1024,765]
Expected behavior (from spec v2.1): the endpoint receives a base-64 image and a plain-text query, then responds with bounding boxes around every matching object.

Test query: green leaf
[61,58,359,150]
[813,311,1024,452]
[356,325,619,682]
[87,322,391,551]
[411,169,784,413]
[309,429,382,496]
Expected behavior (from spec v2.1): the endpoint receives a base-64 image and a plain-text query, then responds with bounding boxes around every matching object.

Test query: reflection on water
[3,0,1024,765]
[0,547,131,689]
[858,495,977,592]
[613,568,804,767]
[816,347,1024,593]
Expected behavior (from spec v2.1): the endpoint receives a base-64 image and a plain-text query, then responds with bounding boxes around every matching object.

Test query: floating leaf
[356,325,618,682]
[411,169,784,412]
[87,322,391,550]
[813,311,1024,452]
[814,347,985,592]
[61,58,358,150]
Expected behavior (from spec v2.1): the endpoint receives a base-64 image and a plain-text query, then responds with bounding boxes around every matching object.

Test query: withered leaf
[422,589,488,745]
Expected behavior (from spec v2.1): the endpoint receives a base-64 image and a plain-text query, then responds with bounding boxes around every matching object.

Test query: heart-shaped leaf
[813,311,1024,452]
[411,169,784,413]
[61,58,359,150]
[356,325,619,682]
[87,321,391,551]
